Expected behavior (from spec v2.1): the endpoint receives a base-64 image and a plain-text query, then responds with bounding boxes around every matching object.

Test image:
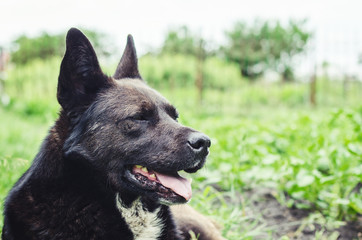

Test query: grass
[0,58,362,238]
[1,98,361,239]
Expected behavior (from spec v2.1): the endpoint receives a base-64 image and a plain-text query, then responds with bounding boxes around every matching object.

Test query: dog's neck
[29,110,70,178]
[116,194,164,240]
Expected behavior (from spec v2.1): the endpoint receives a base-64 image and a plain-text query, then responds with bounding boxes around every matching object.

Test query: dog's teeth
[141,167,148,173]
[149,173,156,180]
[135,165,142,169]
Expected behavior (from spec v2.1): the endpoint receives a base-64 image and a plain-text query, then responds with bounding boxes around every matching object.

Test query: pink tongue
[154,172,192,201]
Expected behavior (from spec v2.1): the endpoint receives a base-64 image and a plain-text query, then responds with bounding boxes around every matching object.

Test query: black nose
[187,132,211,155]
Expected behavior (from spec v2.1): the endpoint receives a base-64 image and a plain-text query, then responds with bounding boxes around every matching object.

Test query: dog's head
[58,28,210,205]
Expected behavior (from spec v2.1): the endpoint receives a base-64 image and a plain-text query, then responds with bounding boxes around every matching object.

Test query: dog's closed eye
[130,113,149,121]
[130,107,156,122]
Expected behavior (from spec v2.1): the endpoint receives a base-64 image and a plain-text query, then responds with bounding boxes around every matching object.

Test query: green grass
[1,58,362,238]
[1,100,361,238]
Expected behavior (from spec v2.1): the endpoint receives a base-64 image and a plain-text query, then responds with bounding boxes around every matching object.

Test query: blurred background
[0,0,361,239]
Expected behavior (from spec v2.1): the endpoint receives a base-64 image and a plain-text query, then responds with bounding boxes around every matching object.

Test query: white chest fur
[116,194,164,240]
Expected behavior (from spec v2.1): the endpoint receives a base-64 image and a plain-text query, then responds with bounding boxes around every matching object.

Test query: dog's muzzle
[184,132,211,173]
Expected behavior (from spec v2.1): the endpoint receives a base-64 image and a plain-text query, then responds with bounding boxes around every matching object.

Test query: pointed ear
[57,28,112,117]
[113,35,142,79]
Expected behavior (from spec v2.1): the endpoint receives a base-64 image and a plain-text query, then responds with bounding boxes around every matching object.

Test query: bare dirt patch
[241,188,362,239]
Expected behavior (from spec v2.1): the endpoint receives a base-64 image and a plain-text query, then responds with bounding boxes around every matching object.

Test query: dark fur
[2,28,213,240]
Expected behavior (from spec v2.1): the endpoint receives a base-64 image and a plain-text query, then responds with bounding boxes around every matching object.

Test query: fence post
[310,65,317,106]
[195,39,205,104]
[343,75,349,102]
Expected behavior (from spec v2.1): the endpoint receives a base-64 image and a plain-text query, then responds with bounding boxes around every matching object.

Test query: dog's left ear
[113,35,142,80]
[57,28,112,117]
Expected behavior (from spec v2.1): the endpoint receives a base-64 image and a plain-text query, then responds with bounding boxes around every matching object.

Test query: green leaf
[349,192,362,213]
[262,154,279,165]
[296,171,315,187]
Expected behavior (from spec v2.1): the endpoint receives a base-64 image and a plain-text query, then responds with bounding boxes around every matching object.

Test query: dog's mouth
[125,165,193,204]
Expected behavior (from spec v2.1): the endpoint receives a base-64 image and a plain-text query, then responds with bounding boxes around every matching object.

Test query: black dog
[2,28,224,240]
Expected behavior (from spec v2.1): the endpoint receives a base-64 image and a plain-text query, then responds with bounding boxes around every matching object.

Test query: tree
[11,29,113,65]
[11,33,65,65]
[160,26,211,102]
[161,26,197,56]
[222,19,311,81]
[160,26,212,58]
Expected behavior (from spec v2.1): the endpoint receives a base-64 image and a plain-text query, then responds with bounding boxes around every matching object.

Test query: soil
[241,188,362,239]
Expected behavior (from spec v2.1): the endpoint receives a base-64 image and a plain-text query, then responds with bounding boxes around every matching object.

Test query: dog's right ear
[57,28,112,118]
